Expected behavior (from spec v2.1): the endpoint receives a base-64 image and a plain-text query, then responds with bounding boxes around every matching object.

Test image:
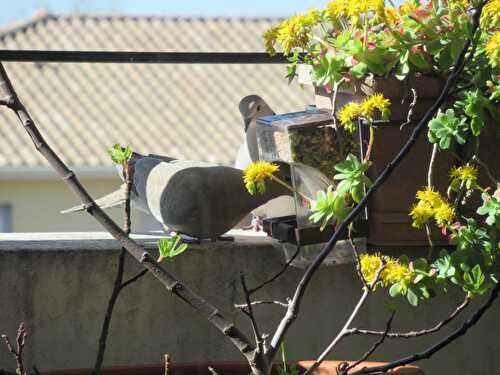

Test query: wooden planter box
[41,360,425,374]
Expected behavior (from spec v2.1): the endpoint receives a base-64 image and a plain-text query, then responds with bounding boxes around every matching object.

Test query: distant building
[0,11,312,232]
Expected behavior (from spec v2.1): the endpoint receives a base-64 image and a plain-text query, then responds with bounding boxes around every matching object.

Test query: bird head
[239,95,275,132]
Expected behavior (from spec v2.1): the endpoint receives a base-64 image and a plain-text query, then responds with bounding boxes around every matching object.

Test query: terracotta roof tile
[0,13,312,167]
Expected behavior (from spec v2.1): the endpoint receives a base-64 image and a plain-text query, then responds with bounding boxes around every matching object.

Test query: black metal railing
[0,50,288,64]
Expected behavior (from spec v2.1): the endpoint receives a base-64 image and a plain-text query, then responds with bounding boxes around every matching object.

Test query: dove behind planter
[62,155,292,240]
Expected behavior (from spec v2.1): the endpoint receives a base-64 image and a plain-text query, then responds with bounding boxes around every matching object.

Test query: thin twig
[399,88,418,130]
[303,263,385,375]
[346,294,471,339]
[248,245,301,295]
[235,300,289,310]
[330,78,346,127]
[2,322,27,375]
[426,143,439,259]
[472,155,498,185]
[164,354,171,375]
[348,234,367,289]
[343,312,395,373]
[92,162,133,375]
[120,269,149,289]
[350,282,500,374]
[240,274,264,353]
[268,4,484,360]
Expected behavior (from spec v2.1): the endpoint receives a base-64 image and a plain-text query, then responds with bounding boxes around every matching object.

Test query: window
[0,204,12,232]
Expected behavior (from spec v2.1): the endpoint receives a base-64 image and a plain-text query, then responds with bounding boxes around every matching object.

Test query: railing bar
[0,50,290,64]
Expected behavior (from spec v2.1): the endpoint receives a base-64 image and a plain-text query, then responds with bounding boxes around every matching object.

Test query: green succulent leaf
[477,189,500,228]
[428,109,469,149]
[108,144,133,165]
[157,235,188,262]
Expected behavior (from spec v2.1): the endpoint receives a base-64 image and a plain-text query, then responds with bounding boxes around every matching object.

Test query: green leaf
[157,235,188,262]
[108,144,133,165]
[406,287,419,306]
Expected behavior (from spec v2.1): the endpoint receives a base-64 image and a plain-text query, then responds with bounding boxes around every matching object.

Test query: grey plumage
[62,155,292,239]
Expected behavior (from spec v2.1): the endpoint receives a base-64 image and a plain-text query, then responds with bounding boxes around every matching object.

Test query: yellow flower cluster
[481,0,500,29]
[338,93,391,132]
[485,32,500,68]
[360,253,413,290]
[263,9,319,55]
[399,0,418,15]
[449,164,479,187]
[327,0,384,23]
[243,161,279,195]
[409,186,456,228]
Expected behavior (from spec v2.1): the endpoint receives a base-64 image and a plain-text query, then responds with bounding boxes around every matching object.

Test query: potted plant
[262,0,499,245]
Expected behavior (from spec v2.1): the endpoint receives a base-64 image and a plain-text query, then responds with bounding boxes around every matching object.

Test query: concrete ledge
[0,230,272,252]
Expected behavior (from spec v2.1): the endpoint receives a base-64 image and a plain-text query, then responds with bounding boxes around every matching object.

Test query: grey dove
[62,154,292,240]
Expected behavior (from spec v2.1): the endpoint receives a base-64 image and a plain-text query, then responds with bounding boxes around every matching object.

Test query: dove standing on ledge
[62,154,292,240]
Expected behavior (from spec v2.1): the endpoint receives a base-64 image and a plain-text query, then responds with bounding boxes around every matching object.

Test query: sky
[0,0,332,27]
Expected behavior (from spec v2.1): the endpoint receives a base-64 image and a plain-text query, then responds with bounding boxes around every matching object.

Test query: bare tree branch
[347,294,470,339]
[121,269,149,289]
[235,300,289,310]
[0,63,256,364]
[2,322,27,375]
[240,274,264,353]
[350,282,500,374]
[303,262,385,374]
[342,312,395,374]
[92,161,134,375]
[348,235,367,289]
[248,245,301,295]
[267,3,485,361]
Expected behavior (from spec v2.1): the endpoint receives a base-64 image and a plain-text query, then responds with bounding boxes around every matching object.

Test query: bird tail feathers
[60,184,127,214]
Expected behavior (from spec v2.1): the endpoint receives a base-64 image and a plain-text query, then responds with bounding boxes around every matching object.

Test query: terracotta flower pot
[41,360,425,374]
[297,64,444,121]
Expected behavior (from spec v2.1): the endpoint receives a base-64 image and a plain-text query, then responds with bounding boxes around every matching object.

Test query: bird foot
[215,235,234,242]
[178,234,202,244]
[251,216,264,232]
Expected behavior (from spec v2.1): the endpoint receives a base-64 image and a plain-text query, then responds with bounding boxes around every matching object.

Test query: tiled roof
[0,12,312,168]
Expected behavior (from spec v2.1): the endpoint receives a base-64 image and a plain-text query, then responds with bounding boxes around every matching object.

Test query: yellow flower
[481,0,500,29]
[360,253,413,289]
[339,102,362,132]
[327,0,383,23]
[243,161,279,195]
[383,6,400,25]
[399,0,418,15]
[263,26,280,55]
[434,202,455,226]
[409,201,434,228]
[416,186,444,207]
[326,0,349,20]
[410,186,455,228]
[274,13,318,55]
[359,93,391,119]
[485,32,500,68]
[384,257,413,292]
[360,253,384,286]
[449,164,478,186]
